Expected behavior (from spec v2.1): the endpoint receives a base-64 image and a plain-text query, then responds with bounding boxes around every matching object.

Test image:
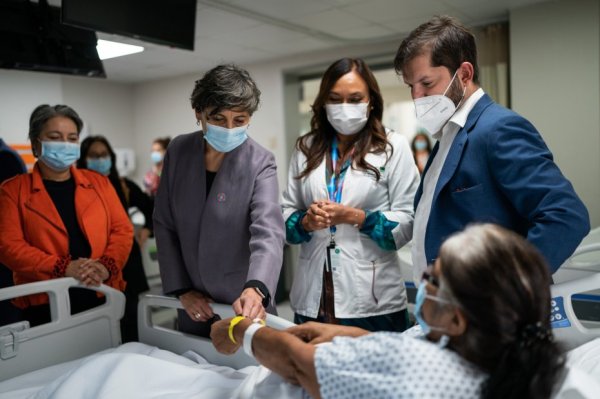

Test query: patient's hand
[286,322,370,345]
[211,317,243,354]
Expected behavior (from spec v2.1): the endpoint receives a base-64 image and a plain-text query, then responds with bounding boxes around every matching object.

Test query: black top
[43,178,91,259]
[206,170,217,198]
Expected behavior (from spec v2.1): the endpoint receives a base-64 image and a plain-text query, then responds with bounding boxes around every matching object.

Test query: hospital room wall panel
[0,70,63,144]
[61,76,135,150]
[0,70,135,169]
[510,0,600,228]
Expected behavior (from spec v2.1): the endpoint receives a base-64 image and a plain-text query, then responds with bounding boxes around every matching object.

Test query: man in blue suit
[394,16,590,282]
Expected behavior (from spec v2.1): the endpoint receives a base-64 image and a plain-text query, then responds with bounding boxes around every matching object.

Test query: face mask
[150,151,163,164]
[39,141,80,172]
[325,103,369,135]
[87,157,112,176]
[414,69,465,137]
[414,140,428,151]
[414,281,453,336]
[204,123,248,153]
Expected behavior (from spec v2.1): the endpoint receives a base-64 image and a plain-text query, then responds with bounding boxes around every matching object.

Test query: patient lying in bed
[5,336,600,399]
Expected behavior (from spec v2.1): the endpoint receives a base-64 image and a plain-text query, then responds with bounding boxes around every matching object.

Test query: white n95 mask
[325,103,369,135]
[414,70,464,137]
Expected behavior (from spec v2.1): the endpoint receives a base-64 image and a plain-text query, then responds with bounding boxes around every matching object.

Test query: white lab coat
[281,131,420,318]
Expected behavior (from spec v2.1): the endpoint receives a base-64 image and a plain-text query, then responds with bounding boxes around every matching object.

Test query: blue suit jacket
[415,94,590,273]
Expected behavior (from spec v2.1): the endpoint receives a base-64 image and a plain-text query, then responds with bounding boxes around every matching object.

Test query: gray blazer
[154,131,284,310]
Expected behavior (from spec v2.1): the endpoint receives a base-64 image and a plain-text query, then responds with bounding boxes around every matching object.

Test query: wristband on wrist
[243,322,265,359]
[228,315,246,344]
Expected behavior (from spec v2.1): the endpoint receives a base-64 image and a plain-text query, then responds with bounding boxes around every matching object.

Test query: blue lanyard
[327,137,344,203]
[326,137,351,238]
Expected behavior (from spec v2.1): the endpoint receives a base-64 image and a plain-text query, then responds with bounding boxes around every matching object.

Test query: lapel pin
[217,192,227,202]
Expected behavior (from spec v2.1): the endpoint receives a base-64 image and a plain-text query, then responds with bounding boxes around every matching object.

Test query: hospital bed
[1,276,599,398]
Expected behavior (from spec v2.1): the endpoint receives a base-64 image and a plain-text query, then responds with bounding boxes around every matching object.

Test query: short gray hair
[190,64,261,115]
[28,104,83,143]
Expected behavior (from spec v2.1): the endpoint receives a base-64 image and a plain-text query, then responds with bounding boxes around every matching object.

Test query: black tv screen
[0,1,105,78]
[62,0,197,51]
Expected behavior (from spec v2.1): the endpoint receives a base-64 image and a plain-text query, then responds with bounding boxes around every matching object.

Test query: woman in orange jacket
[0,104,133,326]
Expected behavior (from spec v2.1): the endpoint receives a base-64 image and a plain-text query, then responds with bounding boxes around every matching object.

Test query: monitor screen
[62,0,197,51]
[0,1,105,78]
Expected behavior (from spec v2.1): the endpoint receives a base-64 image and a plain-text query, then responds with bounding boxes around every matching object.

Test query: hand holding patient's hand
[211,318,242,355]
[233,288,266,320]
[287,322,368,344]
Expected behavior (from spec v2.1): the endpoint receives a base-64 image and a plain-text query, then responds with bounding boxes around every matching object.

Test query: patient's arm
[212,318,322,399]
[250,322,321,399]
[286,322,370,344]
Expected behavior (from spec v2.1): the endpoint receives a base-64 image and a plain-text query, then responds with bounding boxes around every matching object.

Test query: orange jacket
[0,163,133,308]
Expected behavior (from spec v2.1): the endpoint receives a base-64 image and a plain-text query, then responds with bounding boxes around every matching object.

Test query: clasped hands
[302,200,364,232]
[65,258,109,287]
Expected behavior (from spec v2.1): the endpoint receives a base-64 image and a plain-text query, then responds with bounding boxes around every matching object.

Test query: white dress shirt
[411,88,485,283]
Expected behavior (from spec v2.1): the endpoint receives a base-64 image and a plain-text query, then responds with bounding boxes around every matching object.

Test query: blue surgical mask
[150,151,163,164]
[204,123,248,153]
[414,140,428,151]
[87,157,112,175]
[414,281,452,336]
[39,141,80,172]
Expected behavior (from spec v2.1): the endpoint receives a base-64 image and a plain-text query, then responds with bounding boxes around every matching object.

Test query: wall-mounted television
[62,0,197,51]
[0,0,105,78]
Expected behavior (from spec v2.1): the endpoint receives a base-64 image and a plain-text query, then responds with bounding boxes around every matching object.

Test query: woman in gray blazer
[154,64,285,337]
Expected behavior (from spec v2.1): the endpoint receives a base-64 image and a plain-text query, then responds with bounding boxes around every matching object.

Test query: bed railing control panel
[550,296,571,329]
[0,321,29,360]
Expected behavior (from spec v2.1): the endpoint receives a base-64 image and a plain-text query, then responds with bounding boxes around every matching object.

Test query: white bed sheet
[3,339,600,399]
[0,342,306,399]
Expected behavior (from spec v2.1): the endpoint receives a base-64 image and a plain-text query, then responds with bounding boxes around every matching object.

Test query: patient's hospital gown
[315,331,487,399]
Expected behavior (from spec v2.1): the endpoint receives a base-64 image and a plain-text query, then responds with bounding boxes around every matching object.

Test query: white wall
[511,0,600,227]
[0,69,134,162]
[62,75,134,149]
[0,70,63,143]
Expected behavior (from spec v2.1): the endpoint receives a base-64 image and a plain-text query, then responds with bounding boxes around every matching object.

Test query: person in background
[394,16,589,282]
[144,136,170,197]
[78,135,152,342]
[212,224,565,399]
[0,137,27,325]
[0,137,27,183]
[154,64,285,337]
[410,131,432,174]
[281,58,419,332]
[0,105,132,327]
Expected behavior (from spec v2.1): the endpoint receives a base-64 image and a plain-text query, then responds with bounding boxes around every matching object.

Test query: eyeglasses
[421,268,440,288]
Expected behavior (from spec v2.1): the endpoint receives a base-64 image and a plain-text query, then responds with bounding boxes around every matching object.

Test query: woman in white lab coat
[281,58,420,331]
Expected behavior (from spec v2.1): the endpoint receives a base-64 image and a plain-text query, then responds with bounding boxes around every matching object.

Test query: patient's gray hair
[190,64,261,115]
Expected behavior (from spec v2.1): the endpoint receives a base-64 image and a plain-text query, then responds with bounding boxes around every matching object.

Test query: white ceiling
[50,0,550,83]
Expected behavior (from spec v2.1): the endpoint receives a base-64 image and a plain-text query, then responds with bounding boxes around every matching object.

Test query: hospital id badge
[326,244,341,272]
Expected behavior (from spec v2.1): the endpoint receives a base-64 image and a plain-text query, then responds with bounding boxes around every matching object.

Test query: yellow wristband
[228,315,247,344]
